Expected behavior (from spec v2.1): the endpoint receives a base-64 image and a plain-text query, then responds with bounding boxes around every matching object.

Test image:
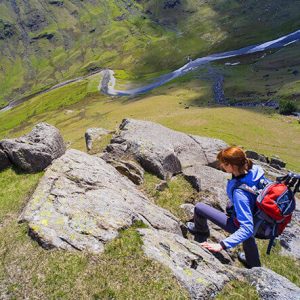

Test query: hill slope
[1,0,300,107]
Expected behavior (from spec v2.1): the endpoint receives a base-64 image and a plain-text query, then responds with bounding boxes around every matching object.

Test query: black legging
[194,202,261,268]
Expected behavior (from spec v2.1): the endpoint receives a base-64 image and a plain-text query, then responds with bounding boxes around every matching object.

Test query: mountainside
[1,2,300,299]
[1,0,300,107]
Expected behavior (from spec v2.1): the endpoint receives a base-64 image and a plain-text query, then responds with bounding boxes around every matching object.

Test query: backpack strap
[266,224,278,255]
[235,183,261,198]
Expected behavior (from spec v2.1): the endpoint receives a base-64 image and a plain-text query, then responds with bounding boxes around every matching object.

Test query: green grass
[0,168,43,221]
[219,43,300,108]
[142,173,197,220]
[0,73,299,171]
[258,240,300,286]
[216,280,259,300]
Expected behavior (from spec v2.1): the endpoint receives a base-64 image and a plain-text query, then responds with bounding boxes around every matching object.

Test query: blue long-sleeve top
[221,165,266,249]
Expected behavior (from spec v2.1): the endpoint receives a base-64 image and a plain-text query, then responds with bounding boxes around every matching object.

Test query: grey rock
[155,180,168,191]
[183,165,229,210]
[106,159,144,185]
[270,157,286,169]
[139,228,236,300]
[243,267,300,300]
[20,149,181,253]
[180,203,195,220]
[251,160,286,180]
[104,119,227,180]
[0,123,65,172]
[245,150,268,163]
[279,206,300,259]
[85,128,113,152]
[0,149,11,171]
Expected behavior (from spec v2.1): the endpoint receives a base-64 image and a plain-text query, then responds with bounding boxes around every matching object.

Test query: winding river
[102,29,300,96]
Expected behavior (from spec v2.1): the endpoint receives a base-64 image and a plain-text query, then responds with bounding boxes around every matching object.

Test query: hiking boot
[237,252,250,269]
[186,222,199,234]
[186,222,209,235]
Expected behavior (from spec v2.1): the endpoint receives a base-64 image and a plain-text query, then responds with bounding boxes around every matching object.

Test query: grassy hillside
[1,0,300,107]
[1,1,300,299]
[214,43,300,108]
[0,68,299,171]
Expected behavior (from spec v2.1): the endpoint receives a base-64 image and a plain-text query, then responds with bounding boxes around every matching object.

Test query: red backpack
[238,172,299,254]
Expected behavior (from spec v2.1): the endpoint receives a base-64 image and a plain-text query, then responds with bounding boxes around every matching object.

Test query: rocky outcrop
[139,228,236,300]
[20,149,181,253]
[243,267,300,300]
[246,150,288,171]
[102,119,227,180]
[85,128,113,152]
[245,150,268,163]
[0,149,11,171]
[182,165,229,210]
[270,157,286,170]
[0,123,65,172]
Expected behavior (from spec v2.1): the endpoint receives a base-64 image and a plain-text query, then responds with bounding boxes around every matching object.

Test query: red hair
[217,146,253,173]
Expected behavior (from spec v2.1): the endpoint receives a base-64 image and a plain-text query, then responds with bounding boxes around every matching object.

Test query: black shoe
[238,252,250,269]
[186,222,210,241]
[186,222,209,236]
[186,222,200,234]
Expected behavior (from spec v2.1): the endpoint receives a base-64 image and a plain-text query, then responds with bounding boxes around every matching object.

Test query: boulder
[0,123,65,172]
[103,119,227,180]
[85,128,113,152]
[270,157,286,170]
[20,149,181,253]
[279,207,300,259]
[139,228,236,300]
[245,150,268,163]
[183,165,229,210]
[242,267,300,300]
[0,149,11,171]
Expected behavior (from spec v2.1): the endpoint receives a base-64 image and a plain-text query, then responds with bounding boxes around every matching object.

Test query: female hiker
[186,146,268,268]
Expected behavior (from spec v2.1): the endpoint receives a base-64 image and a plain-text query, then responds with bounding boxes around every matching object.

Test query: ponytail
[217,147,253,173]
[246,158,253,171]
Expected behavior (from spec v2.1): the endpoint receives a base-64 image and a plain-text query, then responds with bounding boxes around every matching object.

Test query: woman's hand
[200,242,223,252]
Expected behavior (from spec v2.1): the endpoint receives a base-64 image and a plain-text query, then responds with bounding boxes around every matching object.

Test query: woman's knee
[194,203,210,217]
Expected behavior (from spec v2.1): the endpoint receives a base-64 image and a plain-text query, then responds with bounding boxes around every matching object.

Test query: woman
[187,146,268,268]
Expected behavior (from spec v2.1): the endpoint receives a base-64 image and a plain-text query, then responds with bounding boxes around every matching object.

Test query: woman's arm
[221,189,254,249]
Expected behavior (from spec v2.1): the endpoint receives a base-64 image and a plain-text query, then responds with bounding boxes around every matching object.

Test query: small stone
[155,181,168,191]
[84,128,113,152]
